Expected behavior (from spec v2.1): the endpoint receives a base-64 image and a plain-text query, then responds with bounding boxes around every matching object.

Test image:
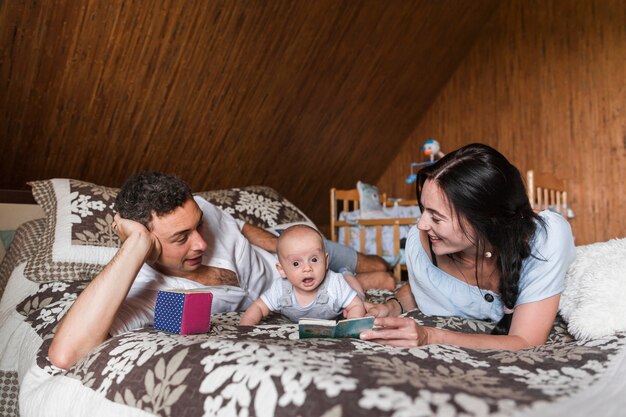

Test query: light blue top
[406,210,576,322]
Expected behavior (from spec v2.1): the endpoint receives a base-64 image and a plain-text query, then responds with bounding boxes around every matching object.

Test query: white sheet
[515,341,626,417]
[0,262,149,417]
[0,263,41,383]
[21,366,154,417]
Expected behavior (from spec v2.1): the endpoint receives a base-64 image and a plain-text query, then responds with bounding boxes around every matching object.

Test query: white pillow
[265,221,319,237]
[559,237,626,340]
[357,181,383,216]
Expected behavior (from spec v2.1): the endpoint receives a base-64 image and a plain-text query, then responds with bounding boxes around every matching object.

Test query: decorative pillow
[24,179,120,282]
[25,179,312,283]
[0,219,46,297]
[559,237,626,340]
[356,181,383,217]
[195,186,312,228]
[264,221,319,237]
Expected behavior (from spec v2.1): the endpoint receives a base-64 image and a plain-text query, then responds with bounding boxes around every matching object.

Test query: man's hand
[113,213,162,263]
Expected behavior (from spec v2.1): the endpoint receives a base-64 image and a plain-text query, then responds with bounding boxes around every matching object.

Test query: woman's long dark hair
[416,143,543,335]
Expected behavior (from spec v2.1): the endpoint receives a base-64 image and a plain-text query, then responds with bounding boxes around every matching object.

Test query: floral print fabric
[25,179,311,282]
[18,282,626,417]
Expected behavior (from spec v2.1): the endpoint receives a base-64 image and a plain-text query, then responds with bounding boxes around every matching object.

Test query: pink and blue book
[154,289,213,335]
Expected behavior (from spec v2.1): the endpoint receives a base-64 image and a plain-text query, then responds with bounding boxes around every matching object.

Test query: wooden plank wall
[377,0,626,245]
[0,0,499,228]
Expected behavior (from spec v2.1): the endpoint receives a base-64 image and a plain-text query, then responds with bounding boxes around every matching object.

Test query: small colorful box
[154,289,213,335]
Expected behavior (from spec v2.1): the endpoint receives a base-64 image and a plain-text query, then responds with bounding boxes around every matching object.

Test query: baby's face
[277,230,328,293]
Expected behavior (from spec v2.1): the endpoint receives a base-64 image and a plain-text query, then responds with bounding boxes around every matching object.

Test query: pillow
[25,179,120,282]
[25,179,312,282]
[356,181,383,217]
[0,219,46,297]
[264,221,319,237]
[195,186,312,228]
[559,237,626,340]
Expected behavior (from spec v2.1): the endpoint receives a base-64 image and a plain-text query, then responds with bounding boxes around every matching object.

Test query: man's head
[116,171,207,276]
[276,225,328,294]
[115,171,193,229]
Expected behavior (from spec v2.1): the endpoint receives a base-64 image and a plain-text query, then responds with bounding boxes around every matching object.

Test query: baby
[240,224,366,325]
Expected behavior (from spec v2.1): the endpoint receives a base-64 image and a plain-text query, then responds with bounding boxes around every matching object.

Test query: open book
[298,316,375,339]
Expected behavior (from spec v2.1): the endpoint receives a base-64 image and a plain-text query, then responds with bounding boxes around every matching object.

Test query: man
[49,172,393,369]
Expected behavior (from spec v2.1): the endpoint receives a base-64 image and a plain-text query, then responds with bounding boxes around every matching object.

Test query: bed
[1,178,626,417]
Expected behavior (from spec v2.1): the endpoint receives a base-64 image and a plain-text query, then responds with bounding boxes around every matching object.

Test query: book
[298,316,375,339]
[154,289,213,335]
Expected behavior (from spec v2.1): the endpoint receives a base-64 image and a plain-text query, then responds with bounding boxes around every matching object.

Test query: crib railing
[330,187,418,282]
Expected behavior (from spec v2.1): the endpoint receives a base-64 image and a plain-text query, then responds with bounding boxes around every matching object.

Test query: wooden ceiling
[0,0,500,226]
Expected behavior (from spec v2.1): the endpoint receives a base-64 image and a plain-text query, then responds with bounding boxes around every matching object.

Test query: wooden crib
[330,188,418,281]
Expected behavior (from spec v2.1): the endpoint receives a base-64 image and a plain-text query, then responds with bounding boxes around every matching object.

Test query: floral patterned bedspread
[17,281,626,417]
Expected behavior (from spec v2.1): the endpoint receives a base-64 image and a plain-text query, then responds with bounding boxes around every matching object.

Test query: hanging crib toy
[405,139,445,184]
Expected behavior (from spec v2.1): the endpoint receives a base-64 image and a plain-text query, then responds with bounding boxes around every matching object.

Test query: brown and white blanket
[11,280,626,417]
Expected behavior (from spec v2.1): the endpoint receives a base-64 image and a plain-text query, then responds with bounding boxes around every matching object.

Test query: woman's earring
[484,251,493,258]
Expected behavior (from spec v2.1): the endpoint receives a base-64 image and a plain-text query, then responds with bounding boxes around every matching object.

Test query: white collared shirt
[111,196,280,335]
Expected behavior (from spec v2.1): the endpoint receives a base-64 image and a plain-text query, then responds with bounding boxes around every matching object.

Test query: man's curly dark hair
[115,171,193,228]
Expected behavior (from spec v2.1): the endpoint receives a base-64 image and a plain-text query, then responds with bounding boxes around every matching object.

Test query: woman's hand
[360,317,433,347]
[364,299,402,318]
[112,213,162,263]
[364,301,391,317]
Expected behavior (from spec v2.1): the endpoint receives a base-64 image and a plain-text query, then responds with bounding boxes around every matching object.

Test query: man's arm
[48,215,159,370]
[241,223,278,253]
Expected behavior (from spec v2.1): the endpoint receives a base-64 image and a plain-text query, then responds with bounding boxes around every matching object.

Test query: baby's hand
[239,299,269,325]
[344,297,366,319]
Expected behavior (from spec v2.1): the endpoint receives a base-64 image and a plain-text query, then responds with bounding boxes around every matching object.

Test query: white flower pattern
[234,191,283,227]
[199,339,358,417]
[69,192,107,223]
[17,281,626,417]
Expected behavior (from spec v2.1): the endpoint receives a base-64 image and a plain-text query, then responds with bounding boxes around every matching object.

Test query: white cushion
[559,237,626,340]
[356,181,383,215]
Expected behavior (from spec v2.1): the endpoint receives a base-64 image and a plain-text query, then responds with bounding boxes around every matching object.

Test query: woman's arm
[364,282,417,317]
[361,294,560,349]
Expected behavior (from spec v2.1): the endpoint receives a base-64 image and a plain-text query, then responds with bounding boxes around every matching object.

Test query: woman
[360,143,575,349]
